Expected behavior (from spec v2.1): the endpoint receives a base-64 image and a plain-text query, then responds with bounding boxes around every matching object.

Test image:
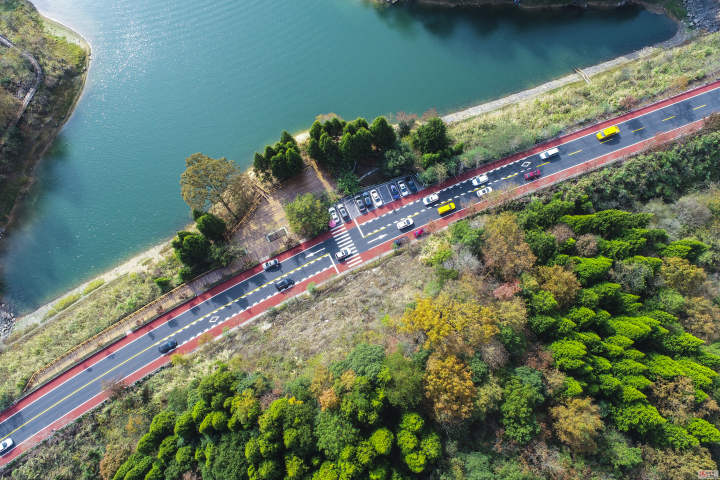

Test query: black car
[354,195,366,212]
[406,177,418,193]
[363,192,372,208]
[275,277,294,292]
[158,339,178,354]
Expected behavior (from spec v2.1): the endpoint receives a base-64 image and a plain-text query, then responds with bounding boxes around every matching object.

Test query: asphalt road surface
[1,81,719,467]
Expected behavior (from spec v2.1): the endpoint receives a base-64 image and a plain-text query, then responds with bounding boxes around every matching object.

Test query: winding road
[1,79,720,469]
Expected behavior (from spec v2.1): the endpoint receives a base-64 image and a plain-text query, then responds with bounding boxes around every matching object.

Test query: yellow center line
[662,115,675,122]
[693,104,706,110]
[537,162,549,167]
[599,137,614,144]
[501,172,518,180]
[632,127,645,133]
[0,253,331,441]
[568,149,582,156]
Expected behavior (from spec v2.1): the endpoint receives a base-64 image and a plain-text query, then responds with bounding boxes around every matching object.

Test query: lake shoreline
[12,20,688,329]
[0,12,91,258]
[405,0,682,20]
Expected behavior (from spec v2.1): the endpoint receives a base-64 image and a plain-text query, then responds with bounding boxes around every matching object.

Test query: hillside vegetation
[5,119,720,480]
[0,0,87,227]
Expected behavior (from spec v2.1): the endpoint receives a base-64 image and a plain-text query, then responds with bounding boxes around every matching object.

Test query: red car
[524,169,541,181]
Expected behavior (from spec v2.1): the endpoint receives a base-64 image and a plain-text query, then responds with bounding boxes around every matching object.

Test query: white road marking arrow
[367,234,388,244]
[305,247,326,258]
[209,315,219,323]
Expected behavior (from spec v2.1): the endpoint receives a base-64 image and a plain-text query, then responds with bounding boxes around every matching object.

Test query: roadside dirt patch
[230,160,336,263]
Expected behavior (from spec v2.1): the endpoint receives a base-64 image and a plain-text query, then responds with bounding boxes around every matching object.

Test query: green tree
[501,377,543,444]
[412,118,449,154]
[370,116,396,150]
[381,143,416,178]
[319,133,341,171]
[337,172,360,196]
[340,127,374,170]
[384,353,424,409]
[172,232,211,270]
[196,213,227,243]
[310,121,324,141]
[284,193,330,238]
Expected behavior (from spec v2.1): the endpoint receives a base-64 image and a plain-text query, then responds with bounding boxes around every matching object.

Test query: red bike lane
[1,80,716,466]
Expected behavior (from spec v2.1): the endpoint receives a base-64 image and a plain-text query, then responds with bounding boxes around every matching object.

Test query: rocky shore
[0,303,14,341]
[685,0,720,31]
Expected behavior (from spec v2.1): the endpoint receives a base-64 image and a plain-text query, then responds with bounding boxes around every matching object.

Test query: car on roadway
[354,195,366,212]
[336,203,350,221]
[389,183,401,200]
[275,277,294,292]
[158,340,178,354]
[406,177,418,193]
[363,192,373,208]
[263,259,279,271]
[476,186,492,197]
[398,181,410,197]
[438,202,456,215]
[422,193,439,206]
[471,174,489,186]
[524,169,541,181]
[328,207,340,225]
[396,217,414,230]
[370,189,383,208]
[538,147,559,160]
[596,125,620,141]
[335,247,353,261]
[0,438,13,456]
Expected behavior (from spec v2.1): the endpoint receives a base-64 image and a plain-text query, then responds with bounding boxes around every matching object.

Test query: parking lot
[336,174,426,220]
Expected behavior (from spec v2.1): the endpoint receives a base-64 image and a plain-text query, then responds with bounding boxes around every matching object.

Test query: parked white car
[422,193,439,206]
[471,174,489,186]
[370,189,383,208]
[328,207,340,225]
[396,217,414,230]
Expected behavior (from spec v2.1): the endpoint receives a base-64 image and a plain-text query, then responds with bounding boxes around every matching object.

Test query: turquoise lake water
[1,0,676,311]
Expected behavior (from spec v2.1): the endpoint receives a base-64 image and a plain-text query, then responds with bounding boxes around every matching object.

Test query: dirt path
[0,34,43,146]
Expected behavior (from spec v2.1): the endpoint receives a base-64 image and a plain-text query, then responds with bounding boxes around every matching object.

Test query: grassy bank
[5,122,720,478]
[0,0,89,230]
[449,32,720,171]
[0,253,181,408]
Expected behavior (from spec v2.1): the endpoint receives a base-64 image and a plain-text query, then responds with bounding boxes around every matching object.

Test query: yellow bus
[437,202,456,215]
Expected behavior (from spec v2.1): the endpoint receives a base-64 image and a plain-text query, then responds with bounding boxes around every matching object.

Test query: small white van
[538,147,560,161]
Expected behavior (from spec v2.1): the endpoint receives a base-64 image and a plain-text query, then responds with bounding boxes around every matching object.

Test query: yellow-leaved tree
[424,354,476,425]
[398,294,498,355]
[482,212,536,280]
